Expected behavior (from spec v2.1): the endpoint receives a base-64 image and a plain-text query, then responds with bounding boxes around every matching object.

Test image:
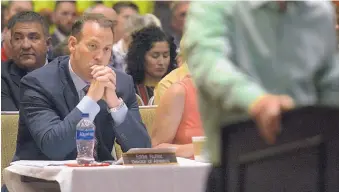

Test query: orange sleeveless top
[173,77,204,145]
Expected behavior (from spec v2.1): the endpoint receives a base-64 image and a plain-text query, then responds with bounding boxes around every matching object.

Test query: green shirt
[184,1,339,165]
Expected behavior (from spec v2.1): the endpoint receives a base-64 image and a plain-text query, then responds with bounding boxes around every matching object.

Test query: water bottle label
[76,130,95,140]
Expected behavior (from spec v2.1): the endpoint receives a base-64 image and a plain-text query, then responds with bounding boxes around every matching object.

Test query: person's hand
[86,79,106,102]
[91,65,120,107]
[249,94,295,144]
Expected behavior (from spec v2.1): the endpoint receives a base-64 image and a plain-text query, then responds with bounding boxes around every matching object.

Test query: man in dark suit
[1,11,51,111]
[50,1,76,47]
[13,13,151,162]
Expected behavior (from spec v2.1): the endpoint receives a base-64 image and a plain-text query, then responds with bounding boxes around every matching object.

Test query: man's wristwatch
[108,98,125,113]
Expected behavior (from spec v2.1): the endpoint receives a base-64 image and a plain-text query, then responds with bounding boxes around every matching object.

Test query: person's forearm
[114,111,151,151]
[28,107,83,160]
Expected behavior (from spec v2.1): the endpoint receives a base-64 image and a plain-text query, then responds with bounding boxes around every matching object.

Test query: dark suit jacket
[1,60,28,111]
[51,33,61,47]
[1,59,52,111]
[14,56,151,161]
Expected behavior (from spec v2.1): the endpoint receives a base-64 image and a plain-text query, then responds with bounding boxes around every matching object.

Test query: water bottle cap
[81,113,89,118]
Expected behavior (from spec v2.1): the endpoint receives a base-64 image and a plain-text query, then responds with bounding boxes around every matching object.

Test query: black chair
[220,106,339,192]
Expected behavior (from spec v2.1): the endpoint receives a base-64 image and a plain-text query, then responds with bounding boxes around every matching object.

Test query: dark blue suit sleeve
[20,76,82,160]
[113,75,151,151]
[1,78,18,111]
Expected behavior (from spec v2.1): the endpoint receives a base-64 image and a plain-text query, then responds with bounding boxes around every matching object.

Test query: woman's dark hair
[126,25,177,84]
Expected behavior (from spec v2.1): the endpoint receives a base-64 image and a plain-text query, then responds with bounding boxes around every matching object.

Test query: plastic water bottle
[76,113,96,164]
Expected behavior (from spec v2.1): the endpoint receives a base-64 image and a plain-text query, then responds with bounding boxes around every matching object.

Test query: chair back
[136,94,145,106]
[1,111,19,184]
[139,105,157,134]
[148,96,155,106]
[219,106,339,192]
[114,105,157,159]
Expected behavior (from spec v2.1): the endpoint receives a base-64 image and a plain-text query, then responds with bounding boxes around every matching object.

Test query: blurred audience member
[152,76,203,158]
[170,1,189,47]
[3,1,33,27]
[154,37,189,105]
[85,4,118,67]
[51,38,69,59]
[113,13,161,72]
[154,1,172,35]
[2,1,33,62]
[86,3,117,23]
[127,25,177,105]
[144,14,162,28]
[1,4,8,32]
[51,1,77,47]
[2,26,12,62]
[113,1,139,43]
[38,7,54,31]
[1,11,50,111]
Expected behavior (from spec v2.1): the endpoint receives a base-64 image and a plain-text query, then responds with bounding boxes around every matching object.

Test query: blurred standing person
[184,1,339,191]
[51,1,77,47]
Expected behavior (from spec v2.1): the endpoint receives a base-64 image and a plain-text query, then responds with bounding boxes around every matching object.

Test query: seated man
[14,13,151,162]
[1,1,34,62]
[1,11,50,111]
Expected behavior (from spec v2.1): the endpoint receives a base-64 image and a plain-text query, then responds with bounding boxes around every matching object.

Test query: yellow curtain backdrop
[33,1,154,15]
[31,0,154,34]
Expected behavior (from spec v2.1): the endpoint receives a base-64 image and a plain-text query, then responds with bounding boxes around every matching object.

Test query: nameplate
[122,148,178,165]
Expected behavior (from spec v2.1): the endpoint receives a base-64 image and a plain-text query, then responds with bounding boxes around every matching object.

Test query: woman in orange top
[151,75,204,158]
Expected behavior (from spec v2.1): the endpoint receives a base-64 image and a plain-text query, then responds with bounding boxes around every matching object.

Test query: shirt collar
[68,60,88,93]
[113,39,127,56]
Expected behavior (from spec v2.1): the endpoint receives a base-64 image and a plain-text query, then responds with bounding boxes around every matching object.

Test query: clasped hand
[86,65,121,108]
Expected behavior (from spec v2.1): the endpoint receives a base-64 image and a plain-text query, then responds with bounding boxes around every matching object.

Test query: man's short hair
[54,1,76,11]
[7,11,49,37]
[71,13,114,40]
[112,1,139,14]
